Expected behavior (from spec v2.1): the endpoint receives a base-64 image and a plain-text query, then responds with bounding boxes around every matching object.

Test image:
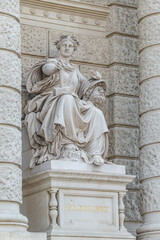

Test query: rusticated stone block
[0,16,20,54]
[108,35,138,65]
[140,46,160,82]
[0,126,21,165]
[140,78,160,114]
[107,65,139,96]
[49,30,109,64]
[139,15,160,51]
[112,158,140,189]
[124,190,142,222]
[138,0,160,20]
[21,25,47,56]
[0,164,22,203]
[108,0,137,7]
[106,5,138,36]
[0,88,21,128]
[79,65,109,81]
[140,144,160,181]
[0,51,21,90]
[21,56,45,86]
[141,179,160,214]
[108,127,139,158]
[109,96,139,126]
[140,111,160,148]
[0,0,20,19]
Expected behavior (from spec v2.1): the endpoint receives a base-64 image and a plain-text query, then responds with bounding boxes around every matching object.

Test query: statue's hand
[91,71,101,80]
[56,60,63,71]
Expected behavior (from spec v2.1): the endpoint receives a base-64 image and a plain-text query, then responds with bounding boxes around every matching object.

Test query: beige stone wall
[21,0,141,235]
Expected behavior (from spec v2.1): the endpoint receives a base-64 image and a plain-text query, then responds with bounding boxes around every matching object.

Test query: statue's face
[59,40,74,58]
[89,86,106,107]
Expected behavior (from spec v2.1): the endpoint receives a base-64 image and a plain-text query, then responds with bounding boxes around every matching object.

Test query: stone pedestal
[22,160,135,240]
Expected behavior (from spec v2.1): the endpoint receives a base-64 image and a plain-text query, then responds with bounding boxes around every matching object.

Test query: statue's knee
[62,94,74,103]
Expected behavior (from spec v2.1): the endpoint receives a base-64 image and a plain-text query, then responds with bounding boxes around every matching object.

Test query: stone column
[137,0,160,239]
[0,0,28,231]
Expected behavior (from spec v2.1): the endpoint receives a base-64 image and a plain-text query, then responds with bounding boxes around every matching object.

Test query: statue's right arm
[42,62,58,76]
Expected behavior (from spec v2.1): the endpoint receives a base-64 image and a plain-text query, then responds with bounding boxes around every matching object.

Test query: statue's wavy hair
[54,35,80,51]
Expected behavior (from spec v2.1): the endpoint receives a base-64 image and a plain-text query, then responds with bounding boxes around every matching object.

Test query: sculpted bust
[24,35,109,168]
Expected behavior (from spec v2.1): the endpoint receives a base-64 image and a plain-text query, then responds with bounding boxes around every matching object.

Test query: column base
[0,231,46,240]
[0,201,28,232]
[137,223,160,240]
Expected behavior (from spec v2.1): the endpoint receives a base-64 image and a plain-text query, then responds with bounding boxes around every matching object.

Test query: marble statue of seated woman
[24,35,109,168]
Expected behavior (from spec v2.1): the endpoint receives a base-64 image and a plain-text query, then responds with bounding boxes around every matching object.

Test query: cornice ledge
[21,0,110,18]
[23,169,135,186]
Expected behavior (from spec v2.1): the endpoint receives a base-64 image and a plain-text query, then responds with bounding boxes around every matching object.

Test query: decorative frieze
[20,0,109,36]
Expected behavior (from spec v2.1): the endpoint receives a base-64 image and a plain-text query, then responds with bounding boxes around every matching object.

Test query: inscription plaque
[59,190,118,232]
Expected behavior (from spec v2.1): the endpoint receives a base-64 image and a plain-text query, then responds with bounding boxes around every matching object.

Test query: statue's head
[55,35,79,51]
[54,35,79,58]
[80,79,107,108]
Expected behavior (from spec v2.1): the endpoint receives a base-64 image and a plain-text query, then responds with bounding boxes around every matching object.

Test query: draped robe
[25,59,108,168]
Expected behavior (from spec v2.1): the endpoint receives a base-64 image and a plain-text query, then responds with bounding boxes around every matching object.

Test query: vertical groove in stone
[137,0,160,239]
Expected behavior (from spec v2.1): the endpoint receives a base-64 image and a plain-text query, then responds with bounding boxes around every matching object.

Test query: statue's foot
[91,155,104,166]
[105,160,115,165]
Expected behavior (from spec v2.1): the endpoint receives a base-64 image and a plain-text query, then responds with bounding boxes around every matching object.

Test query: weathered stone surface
[109,96,139,126]
[138,0,160,20]
[21,25,47,56]
[112,158,140,189]
[141,179,160,214]
[140,111,160,148]
[0,164,22,203]
[0,16,20,54]
[108,127,139,158]
[140,46,160,82]
[77,0,109,6]
[0,51,21,90]
[140,144,160,180]
[139,15,160,51]
[140,78,160,114]
[124,190,142,222]
[0,0,20,19]
[49,30,109,64]
[106,5,138,36]
[108,35,138,65]
[107,65,139,96]
[21,56,44,86]
[0,88,21,128]
[0,126,21,165]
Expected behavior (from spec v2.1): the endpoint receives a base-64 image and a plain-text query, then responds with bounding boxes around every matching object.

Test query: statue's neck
[58,56,70,64]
